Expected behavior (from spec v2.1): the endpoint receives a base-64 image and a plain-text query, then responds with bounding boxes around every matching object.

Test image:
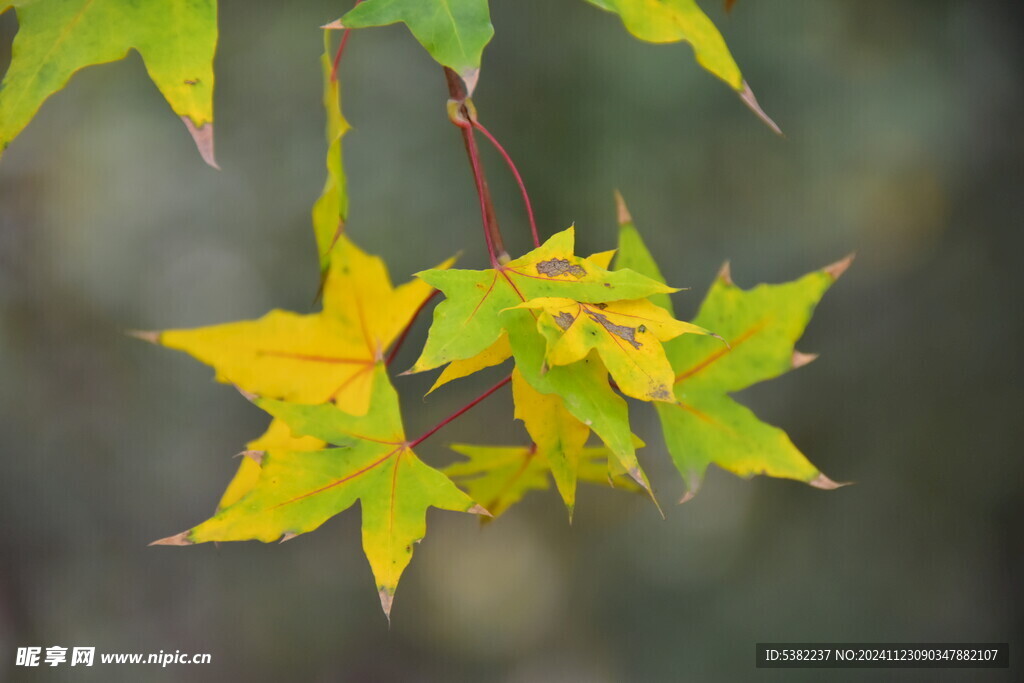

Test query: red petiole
[471,120,540,249]
[408,375,511,449]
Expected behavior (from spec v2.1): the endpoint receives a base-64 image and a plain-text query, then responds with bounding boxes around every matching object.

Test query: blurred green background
[1,1,1021,681]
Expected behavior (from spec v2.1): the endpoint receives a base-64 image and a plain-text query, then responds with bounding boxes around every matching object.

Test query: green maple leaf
[151,365,487,619]
[582,0,780,133]
[0,0,219,166]
[612,195,850,500]
[330,0,493,92]
[215,418,326,513]
[312,30,351,273]
[410,226,675,374]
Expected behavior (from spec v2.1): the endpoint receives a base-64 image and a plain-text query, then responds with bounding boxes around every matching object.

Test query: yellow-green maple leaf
[445,442,638,519]
[424,250,619,395]
[611,194,849,499]
[152,365,486,619]
[512,296,715,402]
[658,260,850,498]
[142,235,451,416]
[410,226,676,374]
[216,418,326,512]
[581,0,780,133]
[0,0,218,165]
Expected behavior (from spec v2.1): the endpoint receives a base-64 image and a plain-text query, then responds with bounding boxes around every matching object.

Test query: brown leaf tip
[378,589,395,621]
[809,473,851,490]
[238,450,265,465]
[717,261,734,286]
[613,190,633,226]
[628,466,651,492]
[321,19,345,30]
[468,503,493,518]
[234,385,259,403]
[824,253,856,281]
[125,329,161,344]
[181,117,219,170]
[149,531,192,546]
[648,488,666,520]
[678,490,697,505]
[791,351,819,369]
[279,531,298,544]
[738,81,784,137]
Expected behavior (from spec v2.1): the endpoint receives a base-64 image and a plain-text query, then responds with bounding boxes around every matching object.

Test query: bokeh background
[1,0,1021,680]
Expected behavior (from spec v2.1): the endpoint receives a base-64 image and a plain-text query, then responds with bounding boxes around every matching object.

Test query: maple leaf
[152,365,486,619]
[511,296,715,403]
[511,369,590,518]
[504,311,653,495]
[581,0,780,133]
[0,0,218,166]
[612,196,850,499]
[445,441,638,519]
[312,30,351,273]
[427,330,512,394]
[327,0,493,93]
[410,226,675,374]
[139,235,451,416]
[510,368,647,519]
[216,419,326,512]
[424,251,617,395]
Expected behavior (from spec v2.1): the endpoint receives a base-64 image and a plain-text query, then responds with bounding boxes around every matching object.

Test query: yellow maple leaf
[139,235,453,415]
[512,296,716,402]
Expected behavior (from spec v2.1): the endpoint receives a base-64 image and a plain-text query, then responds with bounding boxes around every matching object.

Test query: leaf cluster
[0,1,850,620]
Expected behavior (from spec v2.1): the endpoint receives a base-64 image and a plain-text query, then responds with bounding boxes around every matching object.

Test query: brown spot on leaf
[554,311,575,330]
[536,258,586,278]
[586,310,641,349]
[594,303,608,310]
[650,385,673,401]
